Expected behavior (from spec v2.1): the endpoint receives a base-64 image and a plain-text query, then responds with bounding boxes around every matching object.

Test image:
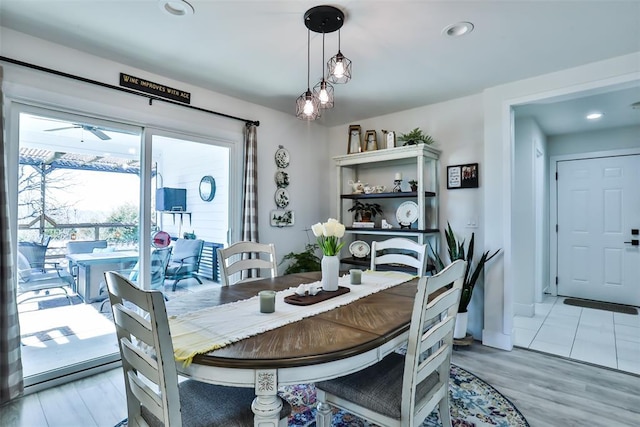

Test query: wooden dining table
[167,271,422,426]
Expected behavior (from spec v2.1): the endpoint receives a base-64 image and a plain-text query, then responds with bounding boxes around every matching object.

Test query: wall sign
[447,163,479,189]
[120,73,191,104]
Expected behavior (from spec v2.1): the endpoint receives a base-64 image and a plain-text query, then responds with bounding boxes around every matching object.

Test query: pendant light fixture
[296,5,346,119]
[295,29,321,120]
[313,32,335,109]
[327,29,352,84]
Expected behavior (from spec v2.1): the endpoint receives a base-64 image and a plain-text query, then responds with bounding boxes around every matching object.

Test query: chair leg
[172,279,180,292]
[315,400,333,427]
[194,276,203,285]
[439,396,452,427]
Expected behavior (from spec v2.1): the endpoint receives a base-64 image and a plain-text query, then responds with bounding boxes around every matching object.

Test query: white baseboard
[482,329,513,351]
[513,302,535,317]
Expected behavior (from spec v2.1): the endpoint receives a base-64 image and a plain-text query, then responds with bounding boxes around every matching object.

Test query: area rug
[563,298,638,315]
[114,364,530,427]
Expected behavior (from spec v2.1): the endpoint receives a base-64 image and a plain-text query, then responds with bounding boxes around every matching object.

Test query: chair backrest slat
[118,325,160,382]
[370,238,428,277]
[217,241,277,286]
[401,259,466,424]
[112,303,154,347]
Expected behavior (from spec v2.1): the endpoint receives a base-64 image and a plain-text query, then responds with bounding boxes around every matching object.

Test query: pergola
[19,147,144,237]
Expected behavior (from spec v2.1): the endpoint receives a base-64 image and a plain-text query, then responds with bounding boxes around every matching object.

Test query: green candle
[259,290,276,313]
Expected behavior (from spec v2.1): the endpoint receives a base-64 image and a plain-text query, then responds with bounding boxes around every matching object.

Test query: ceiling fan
[45,124,111,140]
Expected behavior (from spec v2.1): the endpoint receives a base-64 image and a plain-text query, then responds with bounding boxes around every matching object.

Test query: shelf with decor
[340,191,436,200]
[333,143,440,270]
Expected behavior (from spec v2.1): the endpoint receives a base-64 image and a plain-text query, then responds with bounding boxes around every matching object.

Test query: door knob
[624,239,639,246]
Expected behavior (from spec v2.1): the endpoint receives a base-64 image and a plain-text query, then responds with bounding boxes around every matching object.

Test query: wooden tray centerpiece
[284,286,350,306]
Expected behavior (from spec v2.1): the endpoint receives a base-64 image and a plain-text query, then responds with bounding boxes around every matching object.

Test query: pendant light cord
[307,29,311,89]
[321,32,326,77]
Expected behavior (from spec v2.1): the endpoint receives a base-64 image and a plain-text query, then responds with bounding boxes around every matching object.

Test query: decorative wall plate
[396,201,419,226]
[274,188,290,208]
[275,170,289,188]
[275,147,290,168]
[349,240,370,258]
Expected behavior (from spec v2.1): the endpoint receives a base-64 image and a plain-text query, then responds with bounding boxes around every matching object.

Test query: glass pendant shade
[296,89,321,120]
[327,50,352,84]
[313,79,334,109]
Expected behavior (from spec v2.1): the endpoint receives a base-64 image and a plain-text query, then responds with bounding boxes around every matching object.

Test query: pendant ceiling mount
[304,5,344,34]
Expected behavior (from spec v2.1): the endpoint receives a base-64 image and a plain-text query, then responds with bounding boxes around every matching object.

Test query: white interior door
[557,155,640,306]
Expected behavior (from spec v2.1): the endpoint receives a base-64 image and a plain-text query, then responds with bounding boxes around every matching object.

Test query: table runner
[169,270,415,366]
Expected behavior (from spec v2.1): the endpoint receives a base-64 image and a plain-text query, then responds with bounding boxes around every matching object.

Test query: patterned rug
[114,364,529,427]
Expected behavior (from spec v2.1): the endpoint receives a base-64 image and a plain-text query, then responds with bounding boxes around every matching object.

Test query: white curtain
[0,64,25,404]
[241,123,259,278]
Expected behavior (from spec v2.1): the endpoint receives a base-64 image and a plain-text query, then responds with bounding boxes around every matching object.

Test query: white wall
[483,52,640,350]
[1,27,329,272]
[548,125,640,157]
[512,117,547,316]
[328,93,487,338]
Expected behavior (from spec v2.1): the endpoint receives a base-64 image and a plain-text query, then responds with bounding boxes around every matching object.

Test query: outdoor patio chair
[315,259,467,427]
[217,241,278,287]
[370,237,428,277]
[17,244,75,305]
[99,247,173,312]
[103,271,291,426]
[165,238,204,291]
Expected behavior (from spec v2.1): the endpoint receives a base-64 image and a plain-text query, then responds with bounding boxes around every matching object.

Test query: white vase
[321,255,339,291]
[454,311,468,339]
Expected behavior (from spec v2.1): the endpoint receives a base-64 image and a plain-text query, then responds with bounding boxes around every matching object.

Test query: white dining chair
[315,259,467,427]
[217,241,278,287]
[103,271,291,427]
[370,237,428,277]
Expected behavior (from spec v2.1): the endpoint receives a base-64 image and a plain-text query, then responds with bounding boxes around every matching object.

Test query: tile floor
[513,295,640,374]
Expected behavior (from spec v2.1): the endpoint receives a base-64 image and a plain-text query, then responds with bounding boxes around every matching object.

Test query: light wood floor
[1,344,638,427]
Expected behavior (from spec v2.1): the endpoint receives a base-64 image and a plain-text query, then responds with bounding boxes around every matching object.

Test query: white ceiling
[1,1,639,132]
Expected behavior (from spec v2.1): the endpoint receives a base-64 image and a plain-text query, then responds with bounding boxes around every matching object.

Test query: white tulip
[335,223,345,238]
[311,222,324,237]
[324,221,337,236]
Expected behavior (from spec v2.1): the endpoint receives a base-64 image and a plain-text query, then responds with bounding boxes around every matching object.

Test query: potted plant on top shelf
[397,127,436,146]
[348,201,383,223]
[430,222,500,339]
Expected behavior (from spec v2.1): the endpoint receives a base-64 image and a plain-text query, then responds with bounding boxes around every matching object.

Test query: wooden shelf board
[346,227,439,234]
[341,191,436,199]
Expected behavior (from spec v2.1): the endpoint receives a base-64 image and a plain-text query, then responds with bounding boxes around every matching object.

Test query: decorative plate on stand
[396,201,419,226]
[349,240,370,258]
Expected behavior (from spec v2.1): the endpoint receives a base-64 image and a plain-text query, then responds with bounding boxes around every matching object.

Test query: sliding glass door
[10,104,238,388]
[12,105,143,385]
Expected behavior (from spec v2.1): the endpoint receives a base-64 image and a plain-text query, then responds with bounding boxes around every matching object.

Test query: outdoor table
[66,250,138,302]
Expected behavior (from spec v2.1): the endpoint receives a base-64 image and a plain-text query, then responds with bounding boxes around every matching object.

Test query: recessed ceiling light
[158,0,194,17]
[442,22,474,37]
[586,112,603,120]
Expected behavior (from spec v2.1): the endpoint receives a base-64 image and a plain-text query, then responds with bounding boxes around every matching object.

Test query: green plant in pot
[280,243,321,274]
[430,222,500,338]
[348,201,383,222]
[397,127,436,146]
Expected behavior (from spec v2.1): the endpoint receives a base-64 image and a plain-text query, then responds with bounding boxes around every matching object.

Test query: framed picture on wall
[348,125,362,154]
[447,163,479,189]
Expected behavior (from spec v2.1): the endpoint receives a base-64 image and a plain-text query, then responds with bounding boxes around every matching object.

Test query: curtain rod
[0,56,259,127]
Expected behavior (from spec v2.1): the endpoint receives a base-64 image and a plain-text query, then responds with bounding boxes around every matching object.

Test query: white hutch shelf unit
[333,143,441,272]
